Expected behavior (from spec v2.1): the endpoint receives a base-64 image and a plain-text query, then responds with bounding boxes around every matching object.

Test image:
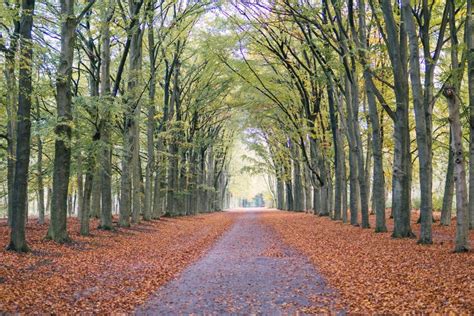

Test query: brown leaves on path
[0,212,237,314]
[261,211,474,314]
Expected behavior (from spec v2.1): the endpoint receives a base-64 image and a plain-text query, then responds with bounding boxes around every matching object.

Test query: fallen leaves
[261,211,474,314]
[0,213,237,313]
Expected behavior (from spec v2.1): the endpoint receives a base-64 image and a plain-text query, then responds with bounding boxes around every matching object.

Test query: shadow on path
[136,209,343,315]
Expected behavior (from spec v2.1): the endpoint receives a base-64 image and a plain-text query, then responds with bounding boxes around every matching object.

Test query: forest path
[136,209,342,315]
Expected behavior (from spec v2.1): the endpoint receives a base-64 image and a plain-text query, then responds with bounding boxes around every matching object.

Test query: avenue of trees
[223,0,473,253]
[1,0,235,252]
[0,0,473,253]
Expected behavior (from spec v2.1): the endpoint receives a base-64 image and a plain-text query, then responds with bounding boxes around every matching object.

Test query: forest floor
[262,210,474,314]
[0,212,236,313]
[1,209,473,314]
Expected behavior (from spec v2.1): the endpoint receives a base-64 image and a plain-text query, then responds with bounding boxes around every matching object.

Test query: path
[136,209,342,315]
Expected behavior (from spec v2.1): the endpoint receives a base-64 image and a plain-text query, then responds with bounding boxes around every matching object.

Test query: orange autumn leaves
[262,211,474,314]
[0,213,236,314]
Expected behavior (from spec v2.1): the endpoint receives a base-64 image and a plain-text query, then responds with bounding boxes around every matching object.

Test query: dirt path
[136,209,342,314]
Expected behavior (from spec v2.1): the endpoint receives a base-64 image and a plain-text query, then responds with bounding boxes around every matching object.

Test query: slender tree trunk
[81,166,93,236]
[445,86,470,252]
[351,74,370,228]
[90,167,101,218]
[380,0,414,238]
[304,164,312,211]
[98,0,114,230]
[441,133,454,226]
[36,106,45,224]
[77,159,84,221]
[276,175,285,210]
[328,84,342,220]
[344,79,359,226]
[402,0,433,244]
[7,0,35,252]
[5,29,18,228]
[355,0,386,231]
[467,0,474,230]
[144,2,156,221]
[291,140,304,212]
[131,24,143,224]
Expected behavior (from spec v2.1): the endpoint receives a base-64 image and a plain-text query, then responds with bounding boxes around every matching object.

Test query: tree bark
[7,0,35,252]
[5,24,19,228]
[380,0,414,238]
[441,133,454,226]
[47,0,76,243]
[36,101,45,225]
[402,0,433,244]
[467,0,474,230]
[290,140,304,212]
[98,0,114,230]
[144,0,156,221]
[445,86,470,252]
[120,0,143,226]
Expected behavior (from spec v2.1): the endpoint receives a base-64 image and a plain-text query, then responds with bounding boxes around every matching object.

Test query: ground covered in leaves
[262,211,474,314]
[0,212,237,313]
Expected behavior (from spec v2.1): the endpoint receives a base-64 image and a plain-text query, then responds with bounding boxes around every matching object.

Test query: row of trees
[1,0,235,252]
[225,0,472,253]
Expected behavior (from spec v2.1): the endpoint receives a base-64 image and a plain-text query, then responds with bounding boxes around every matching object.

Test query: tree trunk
[120,0,142,226]
[328,84,342,220]
[467,0,474,230]
[380,0,414,238]
[131,19,143,224]
[90,167,101,218]
[291,140,304,212]
[81,167,93,236]
[445,86,470,252]
[352,75,370,228]
[77,159,84,221]
[344,79,359,226]
[5,28,18,228]
[441,133,454,226]
[402,0,433,244]
[144,4,156,220]
[36,100,45,225]
[98,0,114,230]
[304,164,312,211]
[47,0,76,243]
[7,0,35,252]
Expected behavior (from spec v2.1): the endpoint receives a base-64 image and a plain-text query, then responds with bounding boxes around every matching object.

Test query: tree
[47,0,96,242]
[7,0,36,252]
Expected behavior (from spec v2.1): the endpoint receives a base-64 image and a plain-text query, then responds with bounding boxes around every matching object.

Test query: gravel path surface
[136,209,342,315]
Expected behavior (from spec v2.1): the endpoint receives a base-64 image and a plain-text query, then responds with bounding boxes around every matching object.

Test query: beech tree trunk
[144,0,156,221]
[468,0,474,230]
[402,0,432,244]
[98,0,114,230]
[441,134,454,226]
[291,140,304,212]
[120,0,143,226]
[7,0,35,252]
[47,0,76,243]
[380,0,414,238]
[445,86,470,252]
[36,101,45,225]
[5,25,18,228]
